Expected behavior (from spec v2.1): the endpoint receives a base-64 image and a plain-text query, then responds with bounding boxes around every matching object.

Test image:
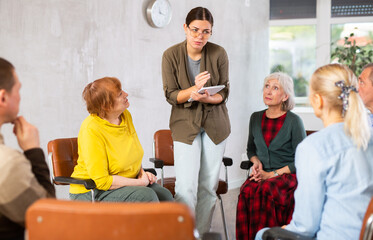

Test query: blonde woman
[256,64,373,240]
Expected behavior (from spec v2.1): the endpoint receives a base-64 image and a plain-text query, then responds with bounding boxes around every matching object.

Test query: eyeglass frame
[187,26,212,38]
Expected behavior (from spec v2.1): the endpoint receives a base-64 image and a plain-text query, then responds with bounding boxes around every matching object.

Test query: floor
[210,187,240,240]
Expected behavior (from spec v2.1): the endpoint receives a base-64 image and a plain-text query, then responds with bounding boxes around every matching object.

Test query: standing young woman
[162,7,230,235]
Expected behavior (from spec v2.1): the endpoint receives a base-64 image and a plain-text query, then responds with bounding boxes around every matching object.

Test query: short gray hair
[263,72,295,111]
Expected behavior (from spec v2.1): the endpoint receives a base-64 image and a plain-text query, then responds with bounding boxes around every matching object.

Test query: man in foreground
[0,57,55,240]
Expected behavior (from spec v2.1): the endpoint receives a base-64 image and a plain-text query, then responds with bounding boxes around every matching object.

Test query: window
[331,22,373,73]
[331,23,373,45]
[269,0,373,107]
[270,25,315,98]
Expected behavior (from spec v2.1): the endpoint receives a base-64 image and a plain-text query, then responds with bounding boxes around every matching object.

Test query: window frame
[269,0,373,109]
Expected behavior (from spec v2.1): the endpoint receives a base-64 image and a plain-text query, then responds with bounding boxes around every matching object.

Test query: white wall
[294,108,323,131]
[0,0,269,198]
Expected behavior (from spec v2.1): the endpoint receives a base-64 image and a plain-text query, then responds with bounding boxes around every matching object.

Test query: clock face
[146,0,172,28]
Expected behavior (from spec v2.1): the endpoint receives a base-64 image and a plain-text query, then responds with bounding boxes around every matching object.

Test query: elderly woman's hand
[250,157,279,182]
[250,156,263,175]
[249,157,263,182]
[137,169,150,186]
[145,171,157,185]
[250,169,273,182]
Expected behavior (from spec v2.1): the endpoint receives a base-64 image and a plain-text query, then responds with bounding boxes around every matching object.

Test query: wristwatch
[273,170,279,177]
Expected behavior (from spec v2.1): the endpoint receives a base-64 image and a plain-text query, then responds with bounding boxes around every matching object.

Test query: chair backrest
[154,129,174,166]
[306,130,316,136]
[26,199,196,240]
[47,138,78,184]
[360,197,373,240]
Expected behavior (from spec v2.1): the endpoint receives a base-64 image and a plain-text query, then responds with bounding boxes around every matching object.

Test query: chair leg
[217,194,229,240]
[90,189,95,202]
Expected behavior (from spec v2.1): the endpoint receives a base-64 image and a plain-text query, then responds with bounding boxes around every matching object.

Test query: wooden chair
[26,199,196,240]
[149,129,232,240]
[47,138,96,201]
[305,130,316,136]
[47,137,157,202]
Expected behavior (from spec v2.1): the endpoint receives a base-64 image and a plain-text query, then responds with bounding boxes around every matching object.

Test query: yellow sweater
[70,110,144,194]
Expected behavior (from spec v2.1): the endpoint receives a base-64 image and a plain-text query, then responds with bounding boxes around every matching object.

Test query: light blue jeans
[173,129,227,235]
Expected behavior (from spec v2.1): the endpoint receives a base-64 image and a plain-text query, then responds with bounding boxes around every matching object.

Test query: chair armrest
[263,227,315,240]
[54,176,96,190]
[222,157,233,166]
[240,160,253,170]
[149,158,164,168]
[143,168,157,176]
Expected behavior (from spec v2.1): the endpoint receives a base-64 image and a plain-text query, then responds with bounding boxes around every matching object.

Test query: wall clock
[146,0,172,28]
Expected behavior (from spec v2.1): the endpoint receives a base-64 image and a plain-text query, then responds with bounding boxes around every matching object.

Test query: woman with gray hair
[236,72,306,240]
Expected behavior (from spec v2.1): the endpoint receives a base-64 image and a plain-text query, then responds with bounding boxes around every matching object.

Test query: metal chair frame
[362,214,373,240]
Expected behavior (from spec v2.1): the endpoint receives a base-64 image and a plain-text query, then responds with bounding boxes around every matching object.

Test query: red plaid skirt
[236,173,297,240]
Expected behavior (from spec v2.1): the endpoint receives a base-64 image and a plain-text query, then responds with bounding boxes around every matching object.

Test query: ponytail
[344,88,370,149]
[311,64,371,149]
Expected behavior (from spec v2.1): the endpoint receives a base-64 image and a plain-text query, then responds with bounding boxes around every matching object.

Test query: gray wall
[0,0,269,198]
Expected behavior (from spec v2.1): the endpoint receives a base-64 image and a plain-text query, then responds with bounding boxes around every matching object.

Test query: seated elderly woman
[69,77,173,202]
[236,72,306,240]
[255,64,373,240]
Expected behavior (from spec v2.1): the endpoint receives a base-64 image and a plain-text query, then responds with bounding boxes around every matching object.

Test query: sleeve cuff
[24,148,45,162]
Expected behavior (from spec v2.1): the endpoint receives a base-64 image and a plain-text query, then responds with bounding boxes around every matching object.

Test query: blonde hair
[311,64,370,149]
[263,72,295,111]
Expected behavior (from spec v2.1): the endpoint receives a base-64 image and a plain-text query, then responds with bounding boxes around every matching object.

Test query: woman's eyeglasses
[187,26,212,38]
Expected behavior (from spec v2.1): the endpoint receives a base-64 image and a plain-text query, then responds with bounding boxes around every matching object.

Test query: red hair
[82,77,122,117]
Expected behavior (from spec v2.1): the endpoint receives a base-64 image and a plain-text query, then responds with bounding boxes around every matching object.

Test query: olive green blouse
[162,40,231,145]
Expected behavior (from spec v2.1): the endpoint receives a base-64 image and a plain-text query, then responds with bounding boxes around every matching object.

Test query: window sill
[293,106,314,113]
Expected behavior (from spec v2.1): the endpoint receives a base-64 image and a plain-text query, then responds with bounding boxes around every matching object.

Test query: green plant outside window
[331,23,373,76]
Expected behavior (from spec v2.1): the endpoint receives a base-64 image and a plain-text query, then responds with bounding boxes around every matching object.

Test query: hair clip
[335,80,357,117]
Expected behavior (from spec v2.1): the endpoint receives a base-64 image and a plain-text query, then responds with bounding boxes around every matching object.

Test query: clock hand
[159,8,166,15]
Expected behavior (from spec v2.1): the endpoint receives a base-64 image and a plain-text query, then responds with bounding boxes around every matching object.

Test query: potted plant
[331,33,373,76]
